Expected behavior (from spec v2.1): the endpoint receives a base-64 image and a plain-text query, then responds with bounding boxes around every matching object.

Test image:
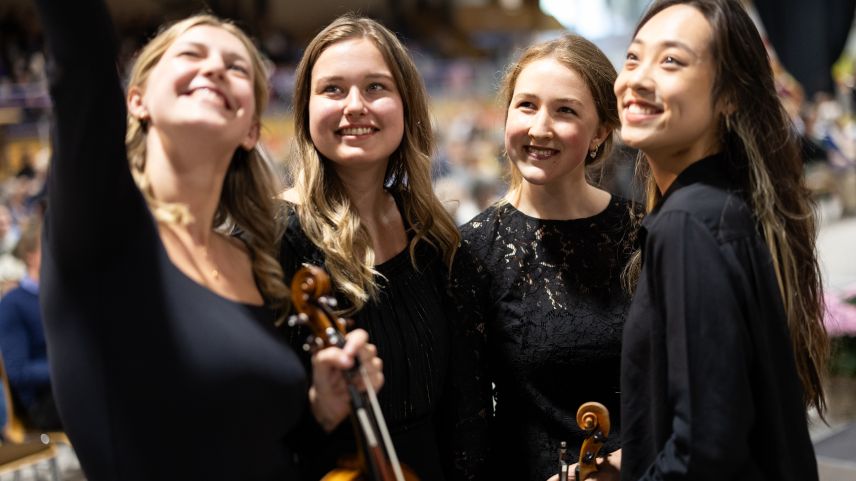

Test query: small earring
[725,114,733,132]
[589,145,599,159]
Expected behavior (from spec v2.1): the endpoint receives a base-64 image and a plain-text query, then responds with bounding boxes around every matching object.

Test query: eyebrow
[314,72,394,82]
[174,41,250,62]
[631,38,699,57]
[513,92,585,107]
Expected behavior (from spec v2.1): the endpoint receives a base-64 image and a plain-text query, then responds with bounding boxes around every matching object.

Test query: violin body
[290,265,419,481]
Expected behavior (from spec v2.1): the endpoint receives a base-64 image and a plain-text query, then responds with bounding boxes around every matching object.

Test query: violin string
[359,365,406,481]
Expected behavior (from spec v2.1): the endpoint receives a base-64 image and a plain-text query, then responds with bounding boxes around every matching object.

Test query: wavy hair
[125,14,289,313]
[289,14,459,313]
[632,0,827,415]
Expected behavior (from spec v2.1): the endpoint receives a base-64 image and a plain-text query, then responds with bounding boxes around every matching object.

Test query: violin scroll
[575,402,610,480]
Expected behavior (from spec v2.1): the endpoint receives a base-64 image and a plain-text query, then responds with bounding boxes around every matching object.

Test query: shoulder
[459,203,506,242]
[653,183,756,245]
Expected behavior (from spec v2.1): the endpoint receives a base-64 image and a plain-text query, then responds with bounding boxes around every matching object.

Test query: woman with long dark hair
[616,0,827,478]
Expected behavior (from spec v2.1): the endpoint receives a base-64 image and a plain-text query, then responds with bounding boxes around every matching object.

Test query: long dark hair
[633,0,827,416]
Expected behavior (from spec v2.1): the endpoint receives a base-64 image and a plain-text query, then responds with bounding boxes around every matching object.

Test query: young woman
[281,14,487,481]
[616,0,827,478]
[34,0,380,479]
[450,35,640,481]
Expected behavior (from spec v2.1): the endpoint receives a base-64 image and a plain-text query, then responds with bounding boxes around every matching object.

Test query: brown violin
[558,401,611,481]
[289,264,418,481]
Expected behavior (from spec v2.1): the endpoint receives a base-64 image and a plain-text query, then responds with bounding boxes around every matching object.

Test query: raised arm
[35,0,145,272]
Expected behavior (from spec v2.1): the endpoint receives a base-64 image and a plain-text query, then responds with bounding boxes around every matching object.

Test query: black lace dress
[451,197,640,481]
[280,204,489,481]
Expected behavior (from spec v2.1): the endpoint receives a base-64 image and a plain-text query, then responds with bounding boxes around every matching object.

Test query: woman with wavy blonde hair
[35,0,379,479]
[281,13,485,481]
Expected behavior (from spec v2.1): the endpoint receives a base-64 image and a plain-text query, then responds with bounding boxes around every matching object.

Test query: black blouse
[36,0,308,480]
[451,198,640,481]
[620,154,818,480]
[280,206,488,481]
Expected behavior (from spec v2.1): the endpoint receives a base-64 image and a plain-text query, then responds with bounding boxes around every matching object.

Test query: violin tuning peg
[287,315,299,327]
[325,297,338,308]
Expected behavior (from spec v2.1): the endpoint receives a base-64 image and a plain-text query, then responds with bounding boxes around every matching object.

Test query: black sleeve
[639,211,754,480]
[36,0,148,274]
[440,241,493,481]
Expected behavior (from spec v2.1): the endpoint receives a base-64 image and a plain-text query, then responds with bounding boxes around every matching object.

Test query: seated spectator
[0,218,61,431]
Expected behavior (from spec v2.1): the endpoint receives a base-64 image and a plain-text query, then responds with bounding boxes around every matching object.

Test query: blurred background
[1,0,856,479]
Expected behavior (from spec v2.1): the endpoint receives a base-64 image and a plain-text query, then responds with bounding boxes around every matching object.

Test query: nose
[621,59,654,95]
[200,54,227,79]
[344,86,366,116]
[528,107,553,141]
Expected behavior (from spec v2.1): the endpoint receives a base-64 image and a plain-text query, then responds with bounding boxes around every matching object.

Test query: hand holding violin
[310,329,384,432]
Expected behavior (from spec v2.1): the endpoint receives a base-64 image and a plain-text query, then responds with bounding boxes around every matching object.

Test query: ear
[590,124,611,151]
[241,120,261,150]
[127,86,148,121]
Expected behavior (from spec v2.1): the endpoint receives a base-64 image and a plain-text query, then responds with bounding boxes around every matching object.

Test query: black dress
[451,197,640,481]
[620,154,818,480]
[37,1,307,479]
[280,205,488,481]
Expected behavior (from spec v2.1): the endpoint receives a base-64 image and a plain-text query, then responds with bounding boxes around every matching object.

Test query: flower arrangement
[824,284,856,377]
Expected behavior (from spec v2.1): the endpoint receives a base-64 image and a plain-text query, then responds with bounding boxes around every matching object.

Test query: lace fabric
[450,197,641,481]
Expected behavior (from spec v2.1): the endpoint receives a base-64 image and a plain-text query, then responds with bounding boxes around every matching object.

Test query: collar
[19,275,39,295]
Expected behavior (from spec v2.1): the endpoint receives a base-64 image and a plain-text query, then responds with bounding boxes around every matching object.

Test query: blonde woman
[281,14,486,481]
[616,0,827,478]
[451,35,640,481]
[35,0,380,479]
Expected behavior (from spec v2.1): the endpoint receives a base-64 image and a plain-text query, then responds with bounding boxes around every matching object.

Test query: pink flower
[824,285,856,336]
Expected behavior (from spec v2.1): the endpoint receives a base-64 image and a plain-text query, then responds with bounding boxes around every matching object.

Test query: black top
[36,1,308,479]
[280,207,488,481]
[451,198,640,481]
[620,154,818,480]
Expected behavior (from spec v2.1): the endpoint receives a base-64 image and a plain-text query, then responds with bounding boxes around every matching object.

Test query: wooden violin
[288,264,418,481]
[558,401,610,481]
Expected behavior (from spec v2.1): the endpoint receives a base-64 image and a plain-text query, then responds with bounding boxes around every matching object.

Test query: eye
[558,106,577,115]
[229,63,250,75]
[321,84,343,95]
[178,50,201,58]
[367,82,387,92]
[516,100,536,110]
[662,55,686,67]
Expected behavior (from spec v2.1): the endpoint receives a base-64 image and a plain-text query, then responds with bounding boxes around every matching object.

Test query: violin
[288,264,418,481]
[558,402,611,481]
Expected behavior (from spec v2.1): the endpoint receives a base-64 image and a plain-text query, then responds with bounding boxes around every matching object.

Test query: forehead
[636,4,713,53]
[515,58,592,99]
[168,24,252,59]
[311,38,391,79]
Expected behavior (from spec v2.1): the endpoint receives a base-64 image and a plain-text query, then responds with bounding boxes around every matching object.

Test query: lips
[337,126,377,136]
[187,86,232,110]
[524,145,559,160]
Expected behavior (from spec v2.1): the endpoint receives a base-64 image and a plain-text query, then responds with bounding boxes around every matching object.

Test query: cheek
[504,113,527,148]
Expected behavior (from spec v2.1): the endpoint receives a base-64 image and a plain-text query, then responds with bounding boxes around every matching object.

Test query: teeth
[627,103,660,115]
[339,127,374,136]
[193,88,227,107]
[526,146,555,158]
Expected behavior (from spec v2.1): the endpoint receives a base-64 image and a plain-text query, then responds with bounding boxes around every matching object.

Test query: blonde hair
[634,0,827,415]
[290,14,460,313]
[125,14,289,313]
[498,34,620,202]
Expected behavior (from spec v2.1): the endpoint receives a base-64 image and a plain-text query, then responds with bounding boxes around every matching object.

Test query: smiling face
[307,37,404,170]
[128,24,259,150]
[505,57,606,187]
[615,4,722,163]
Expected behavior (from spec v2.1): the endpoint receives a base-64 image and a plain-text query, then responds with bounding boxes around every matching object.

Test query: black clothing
[281,207,488,481]
[36,1,307,479]
[620,154,818,480]
[451,198,639,481]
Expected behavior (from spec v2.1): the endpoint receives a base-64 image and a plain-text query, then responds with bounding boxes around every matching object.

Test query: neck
[644,141,721,194]
[512,173,608,220]
[144,128,235,237]
[334,161,391,222]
